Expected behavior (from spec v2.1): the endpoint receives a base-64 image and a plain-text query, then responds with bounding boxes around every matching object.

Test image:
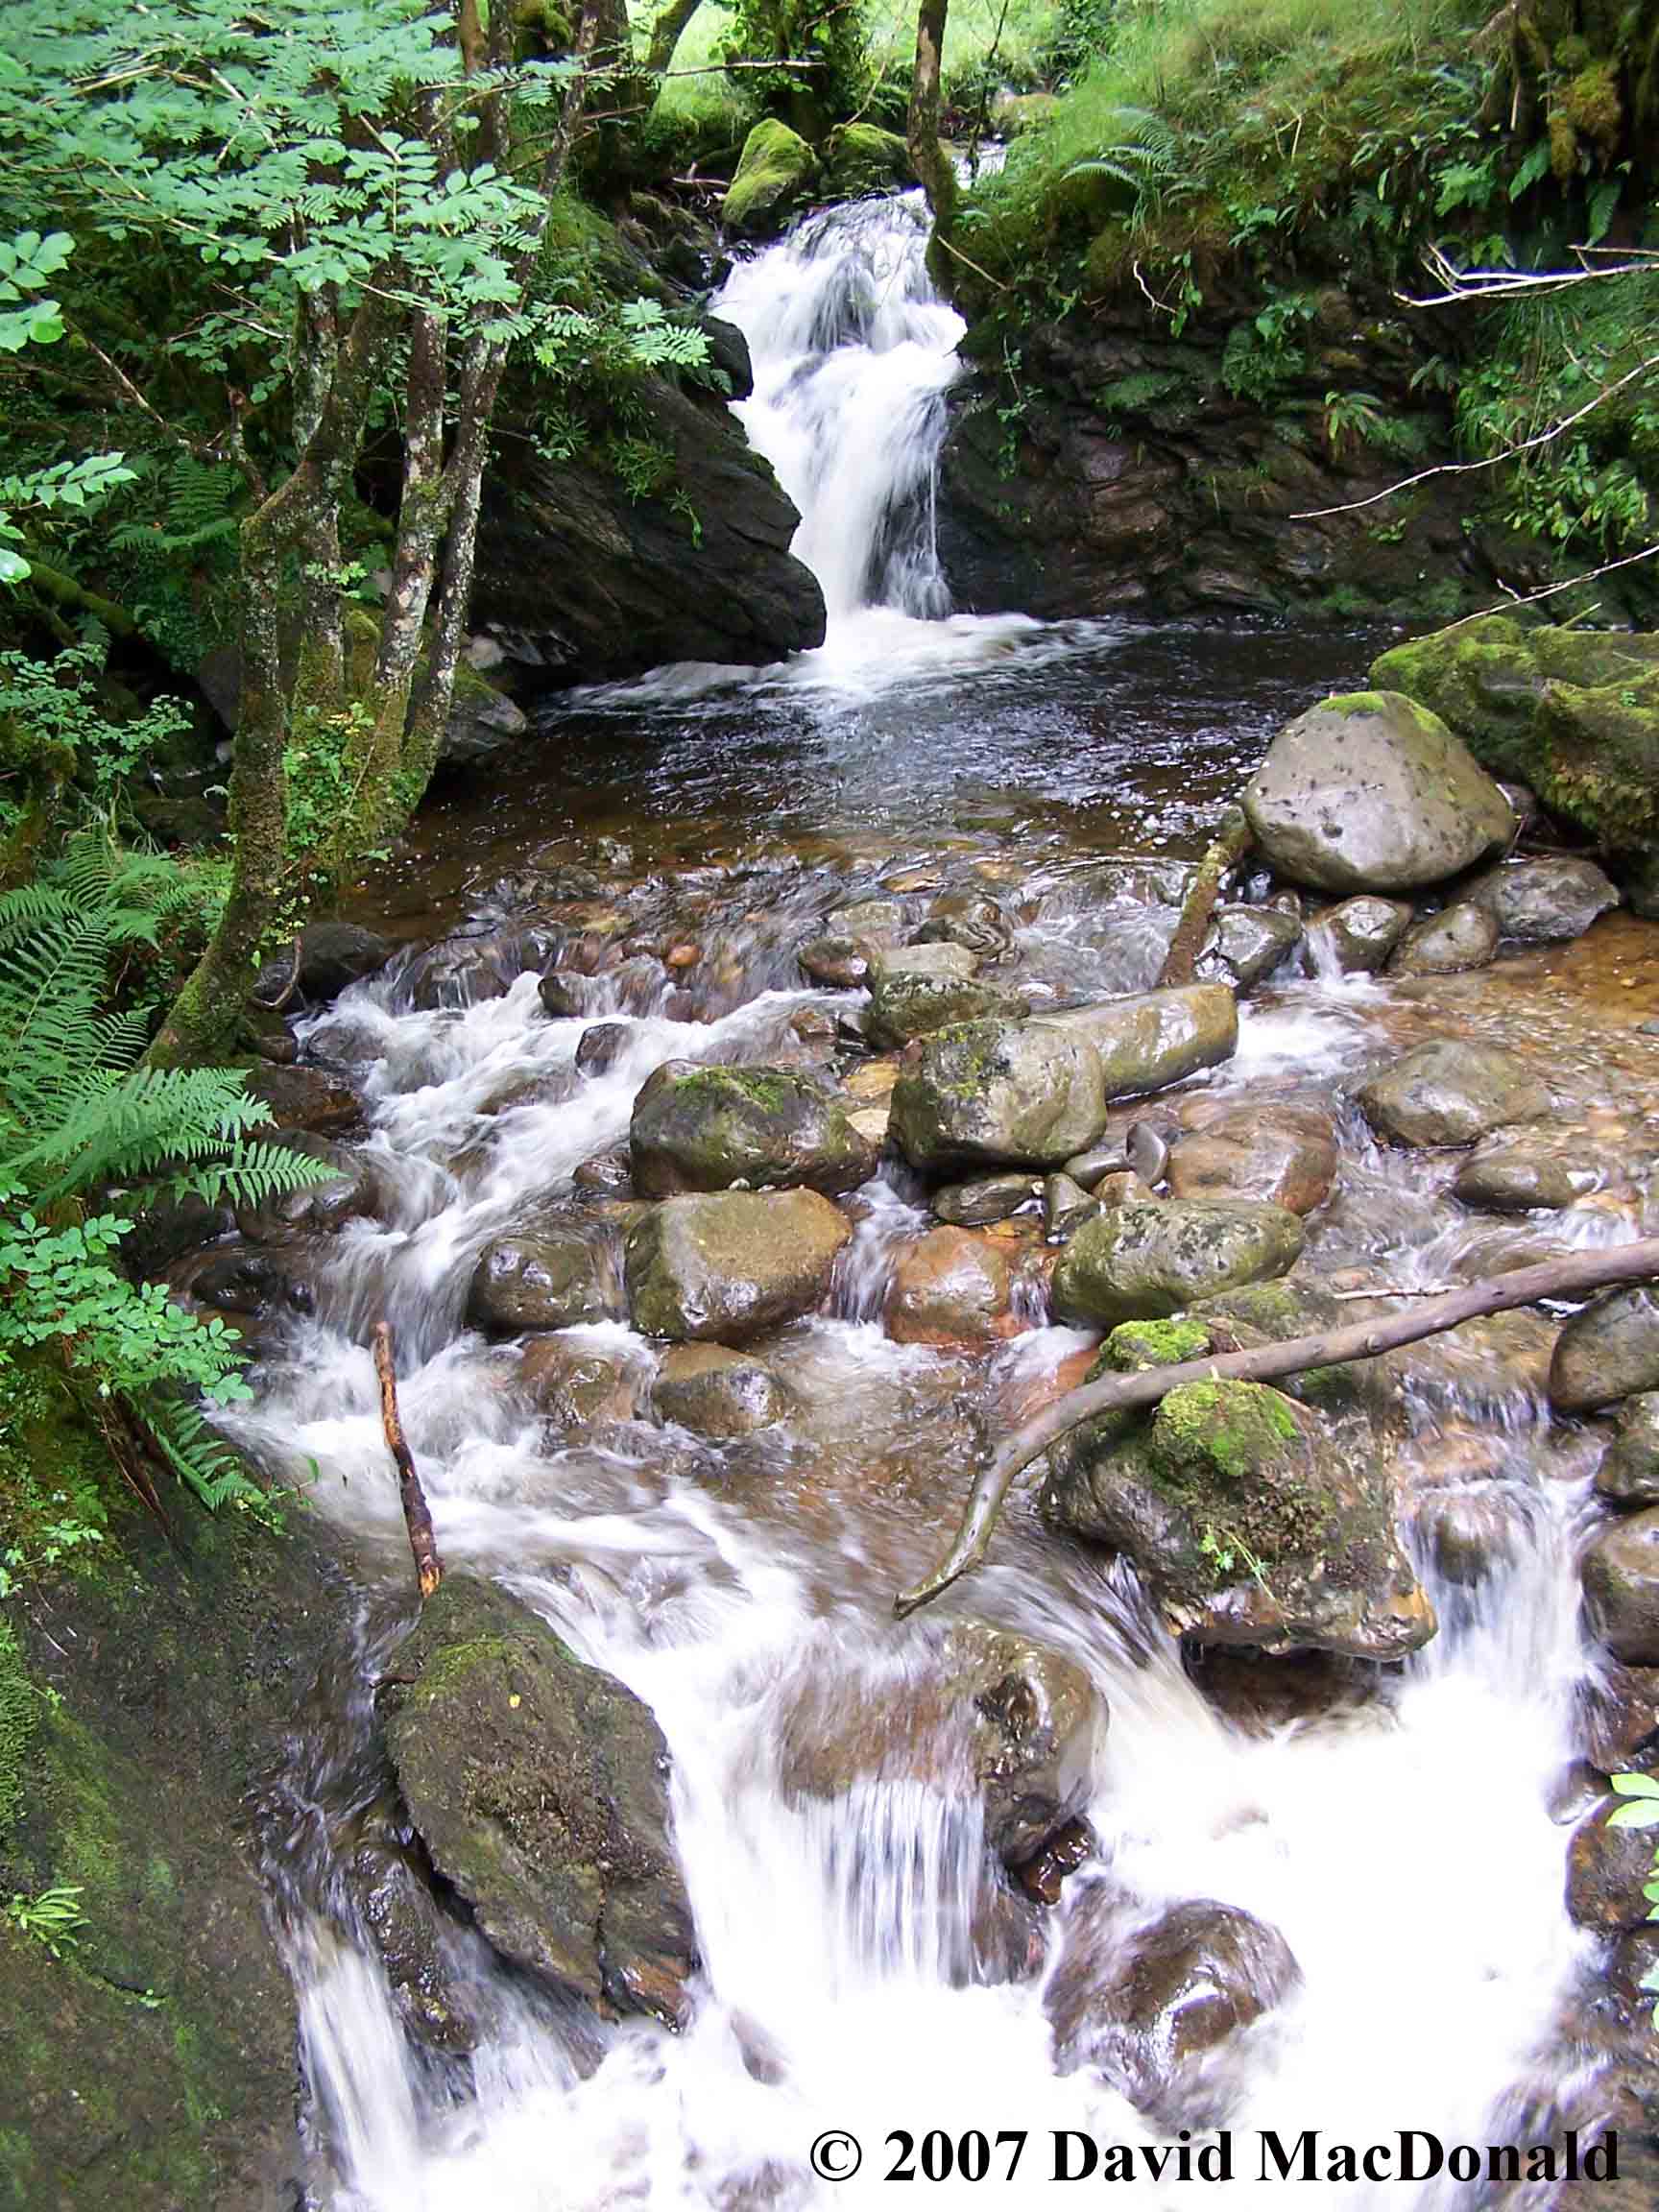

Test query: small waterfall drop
[715,194,963,623]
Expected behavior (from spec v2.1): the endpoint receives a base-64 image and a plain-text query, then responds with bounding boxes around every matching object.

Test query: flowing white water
[248,196,1616,2210]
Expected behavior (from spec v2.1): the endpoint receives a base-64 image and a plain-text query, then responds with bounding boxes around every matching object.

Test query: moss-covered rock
[1370,618,1659,858]
[624,1187,852,1341]
[890,1017,1109,1175]
[865,943,1025,1048]
[377,1576,697,2025]
[1051,1199,1304,1328]
[820,122,911,197]
[1043,1380,1433,1659]
[630,1061,878,1197]
[722,118,818,235]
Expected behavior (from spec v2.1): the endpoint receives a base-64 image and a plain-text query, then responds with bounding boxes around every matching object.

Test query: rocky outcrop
[624,1188,851,1341]
[473,345,825,685]
[1242,692,1515,894]
[377,1577,697,2025]
[1044,1378,1434,1659]
[1050,1199,1304,1328]
[629,1062,878,1197]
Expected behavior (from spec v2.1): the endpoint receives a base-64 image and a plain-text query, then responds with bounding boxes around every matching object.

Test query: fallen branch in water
[373,1321,442,1599]
[893,1236,1659,1618]
[1157,806,1252,989]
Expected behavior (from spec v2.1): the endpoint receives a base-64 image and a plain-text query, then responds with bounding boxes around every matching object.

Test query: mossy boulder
[377,1577,697,2024]
[623,1188,851,1342]
[821,122,911,197]
[1371,617,1659,859]
[467,1222,617,1332]
[1050,1199,1304,1328]
[890,1017,1109,1174]
[1043,1380,1434,1659]
[722,118,818,236]
[630,1061,878,1197]
[1242,690,1515,893]
[865,943,1024,1048]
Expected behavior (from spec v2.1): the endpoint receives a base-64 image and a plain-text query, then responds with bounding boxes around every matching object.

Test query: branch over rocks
[894,1237,1659,1618]
[1158,805,1252,989]
[373,1321,442,1599]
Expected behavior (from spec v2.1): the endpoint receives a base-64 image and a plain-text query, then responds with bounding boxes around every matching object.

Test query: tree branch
[894,1236,1659,1618]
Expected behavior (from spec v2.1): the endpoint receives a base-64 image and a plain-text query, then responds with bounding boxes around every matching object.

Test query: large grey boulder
[889,1018,1108,1175]
[1040,984,1238,1100]
[629,1062,878,1197]
[377,1578,697,2025]
[1050,1199,1304,1328]
[624,1189,851,1343]
[1242,690,1515,894]
[1044,1379,1434,1659]
[1358,1040,1550,1148]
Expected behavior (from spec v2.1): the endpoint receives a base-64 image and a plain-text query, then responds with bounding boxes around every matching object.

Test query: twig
[893,1235,1659,1618]
[373,1322,442,1599]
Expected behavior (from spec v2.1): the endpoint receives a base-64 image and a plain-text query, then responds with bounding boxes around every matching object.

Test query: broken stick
[1157,805,1253,989]
[373,1320,442,1599]
[894,1235,1659,1619]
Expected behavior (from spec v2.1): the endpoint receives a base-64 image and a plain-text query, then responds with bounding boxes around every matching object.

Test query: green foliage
[0,643,191,832]
[1610,1769,1659,2026]
[0,1612,33,1829]
[5,1882,85,1960]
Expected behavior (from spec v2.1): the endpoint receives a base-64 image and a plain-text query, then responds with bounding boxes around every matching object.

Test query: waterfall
[714,194,964,624]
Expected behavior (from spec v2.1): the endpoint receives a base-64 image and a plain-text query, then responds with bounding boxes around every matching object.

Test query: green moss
[0,1620,35,1839]
[1094,1316,1212,1375]
[722,119,817,235]
[822,122,910,197]
[1155,1379,1300,1482]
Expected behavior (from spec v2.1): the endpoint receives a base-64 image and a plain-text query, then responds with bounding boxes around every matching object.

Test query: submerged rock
[629,1062,878,1197]
[1454,1123,1608,1213]
[798,935,870,989]
[1358,1040,1550,1148]
[1242,690,1515,894]
[1386,902,1499,976]
[1048,1893,1301,2122]
[1166,1101,1336,1216]
[865,943,1023,1047]
[624,1189,851,1343]
[1468,856,1620,943]
[890,1017,1108,1174]
[912,890,1016,961]
[1050,1200,1304,1328]
[468,1227,616,1333]
[378,1577,697,2024]
[652,1342,790,1436]
[1045,1379,1433,1659]
[1582,1509,1659,1663]
[1551,1289,1659,1412]
[1305,895,1412,974]
[884,1226,1020,1345]
[1041,984,1238,1101]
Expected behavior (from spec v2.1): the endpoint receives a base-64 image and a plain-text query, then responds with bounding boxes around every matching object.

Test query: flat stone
[1358,1040,1550,1148]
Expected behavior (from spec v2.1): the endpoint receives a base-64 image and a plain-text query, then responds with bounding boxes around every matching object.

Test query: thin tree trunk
[908,0,956,260]
[647,0,704,74]
[373,1321,443,1599]
[895,1235,1659,1617]
[1157,806,1253,989]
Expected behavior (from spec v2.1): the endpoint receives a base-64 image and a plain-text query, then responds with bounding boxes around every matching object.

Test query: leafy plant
[6,1881,85,1959]
[1610,1770,1659,2026]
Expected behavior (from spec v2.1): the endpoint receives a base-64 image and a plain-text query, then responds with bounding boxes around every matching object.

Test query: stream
[233,191,1659,2208]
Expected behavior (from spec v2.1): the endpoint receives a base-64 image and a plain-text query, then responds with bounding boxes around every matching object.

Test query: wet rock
[346,1839,487,2055]
[1167,1102,1336,1216]
[652,1342,789,1436]
[630,1062,878,1198]
[1420,1488,1521,1587]
[184,1244,316,1320]
[1186,1279,1389,1416]
[468,1228,616,1333]
[624,1189,851,1343]
[1044,1173,1099,1240]
[1386,902,1499,976]
[235,1135,385,1242]
[798,935,869,989]
[575,1021,632,1076]
[1551,1288,1659,1412]
[722,117,817,234]
[1358,1040,1550,1148]
[890,1018,1108,1175]
[122,1189,236,1277]
[1467,856,1620,942]
[1241,690,1515,894]
[1200,906,1301,989]
[1305,895,1412,974]
[1579,1663,1659,1769]
[1454,1123,1607,1212]
[538,972,589,1019]
[1049,1894,1302,2120]
[1042,984,1238,1101]
[1599,1395,1659,1508]
[517,1336,646,1426]
[276,921,392,1005]
[830,897,904,947]
[1050,1200,1304,1328]
[884,1227,1019,1345]
[405,940,513,1010]
[934,1173,1039,1226]
[1045,1379,1433,1658]
[1583,1509,1659,1663]
[1566,1796,1657,1933]
[245,1060,362,1137]
[444,662,528,764]
[780,1620,1104,1874]
[378,1577,697,2024]
[912,891,1016,961]
[572,1148,632,1194]
[865,943,1024,1048]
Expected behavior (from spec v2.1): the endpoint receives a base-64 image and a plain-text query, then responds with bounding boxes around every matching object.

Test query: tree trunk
[647,0,705,73]
[908,0,956,266]
[1157,806,1252,989]
[895,1235,1659,1617]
